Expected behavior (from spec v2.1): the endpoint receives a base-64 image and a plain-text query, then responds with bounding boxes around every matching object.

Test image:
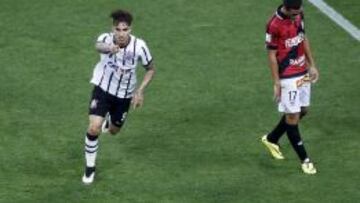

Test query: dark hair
[283,0,302,9]
[110,9,133,26]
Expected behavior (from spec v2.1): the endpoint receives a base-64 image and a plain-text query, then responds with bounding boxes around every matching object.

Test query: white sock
[85,135,98,167]
[303,158,310,163]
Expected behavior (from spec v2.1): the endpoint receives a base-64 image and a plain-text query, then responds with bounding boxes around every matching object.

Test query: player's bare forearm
[132,63,155,109]
[304,37,315,68]
[304,37,319,82]
[267,50,280,84]
[268,50,281,102]
[137,63,156,93]
[95,42,118,54]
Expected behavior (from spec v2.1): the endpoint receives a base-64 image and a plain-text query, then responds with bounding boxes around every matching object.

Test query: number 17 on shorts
[278,75,311,113]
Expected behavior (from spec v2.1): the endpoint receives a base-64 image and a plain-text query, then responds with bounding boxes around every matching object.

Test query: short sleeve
[138,40,153,67]
[265,21,279,50]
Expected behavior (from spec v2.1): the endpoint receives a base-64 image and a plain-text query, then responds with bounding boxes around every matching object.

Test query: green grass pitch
[0,0,359,202]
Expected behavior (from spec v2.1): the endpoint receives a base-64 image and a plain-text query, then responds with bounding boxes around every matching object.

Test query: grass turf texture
[0,0,359,202]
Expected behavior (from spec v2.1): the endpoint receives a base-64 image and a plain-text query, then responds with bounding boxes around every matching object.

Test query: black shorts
[89,86,131,127]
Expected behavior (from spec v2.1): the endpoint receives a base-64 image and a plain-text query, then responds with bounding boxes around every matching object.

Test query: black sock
[86,133,98,141]
[267,115,286,143]
[285,123,309,162]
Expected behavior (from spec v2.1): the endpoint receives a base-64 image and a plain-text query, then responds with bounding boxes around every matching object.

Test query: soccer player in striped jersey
[261,0,319,174]
[82,9,155,184]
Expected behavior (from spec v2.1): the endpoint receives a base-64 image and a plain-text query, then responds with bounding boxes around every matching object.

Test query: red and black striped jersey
[265,6,307,79]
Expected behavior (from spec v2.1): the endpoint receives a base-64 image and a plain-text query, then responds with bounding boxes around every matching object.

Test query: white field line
[308,0,360,41]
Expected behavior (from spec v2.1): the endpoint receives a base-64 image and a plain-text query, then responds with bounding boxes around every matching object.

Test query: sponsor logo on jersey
[289,55,305,66]
[285,32,305,48]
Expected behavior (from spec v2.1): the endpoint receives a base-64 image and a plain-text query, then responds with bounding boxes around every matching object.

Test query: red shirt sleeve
[265,19,279,50]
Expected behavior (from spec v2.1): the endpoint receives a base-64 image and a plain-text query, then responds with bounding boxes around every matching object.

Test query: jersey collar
[276,5,290,20]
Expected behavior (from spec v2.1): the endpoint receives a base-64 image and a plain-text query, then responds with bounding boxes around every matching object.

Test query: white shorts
[278,74,311,113]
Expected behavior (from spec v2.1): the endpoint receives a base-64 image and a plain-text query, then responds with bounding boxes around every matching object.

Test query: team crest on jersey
[90,99,98,109]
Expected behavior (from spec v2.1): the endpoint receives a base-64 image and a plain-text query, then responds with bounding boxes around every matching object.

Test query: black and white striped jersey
[90,33,153,98]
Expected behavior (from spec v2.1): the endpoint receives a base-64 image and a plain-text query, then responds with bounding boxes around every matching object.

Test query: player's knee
[88,124,101,136]
[285,113,299,125]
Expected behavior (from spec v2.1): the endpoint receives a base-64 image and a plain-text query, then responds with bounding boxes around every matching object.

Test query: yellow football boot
[261,135,285,160]
[301,162,317,175]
